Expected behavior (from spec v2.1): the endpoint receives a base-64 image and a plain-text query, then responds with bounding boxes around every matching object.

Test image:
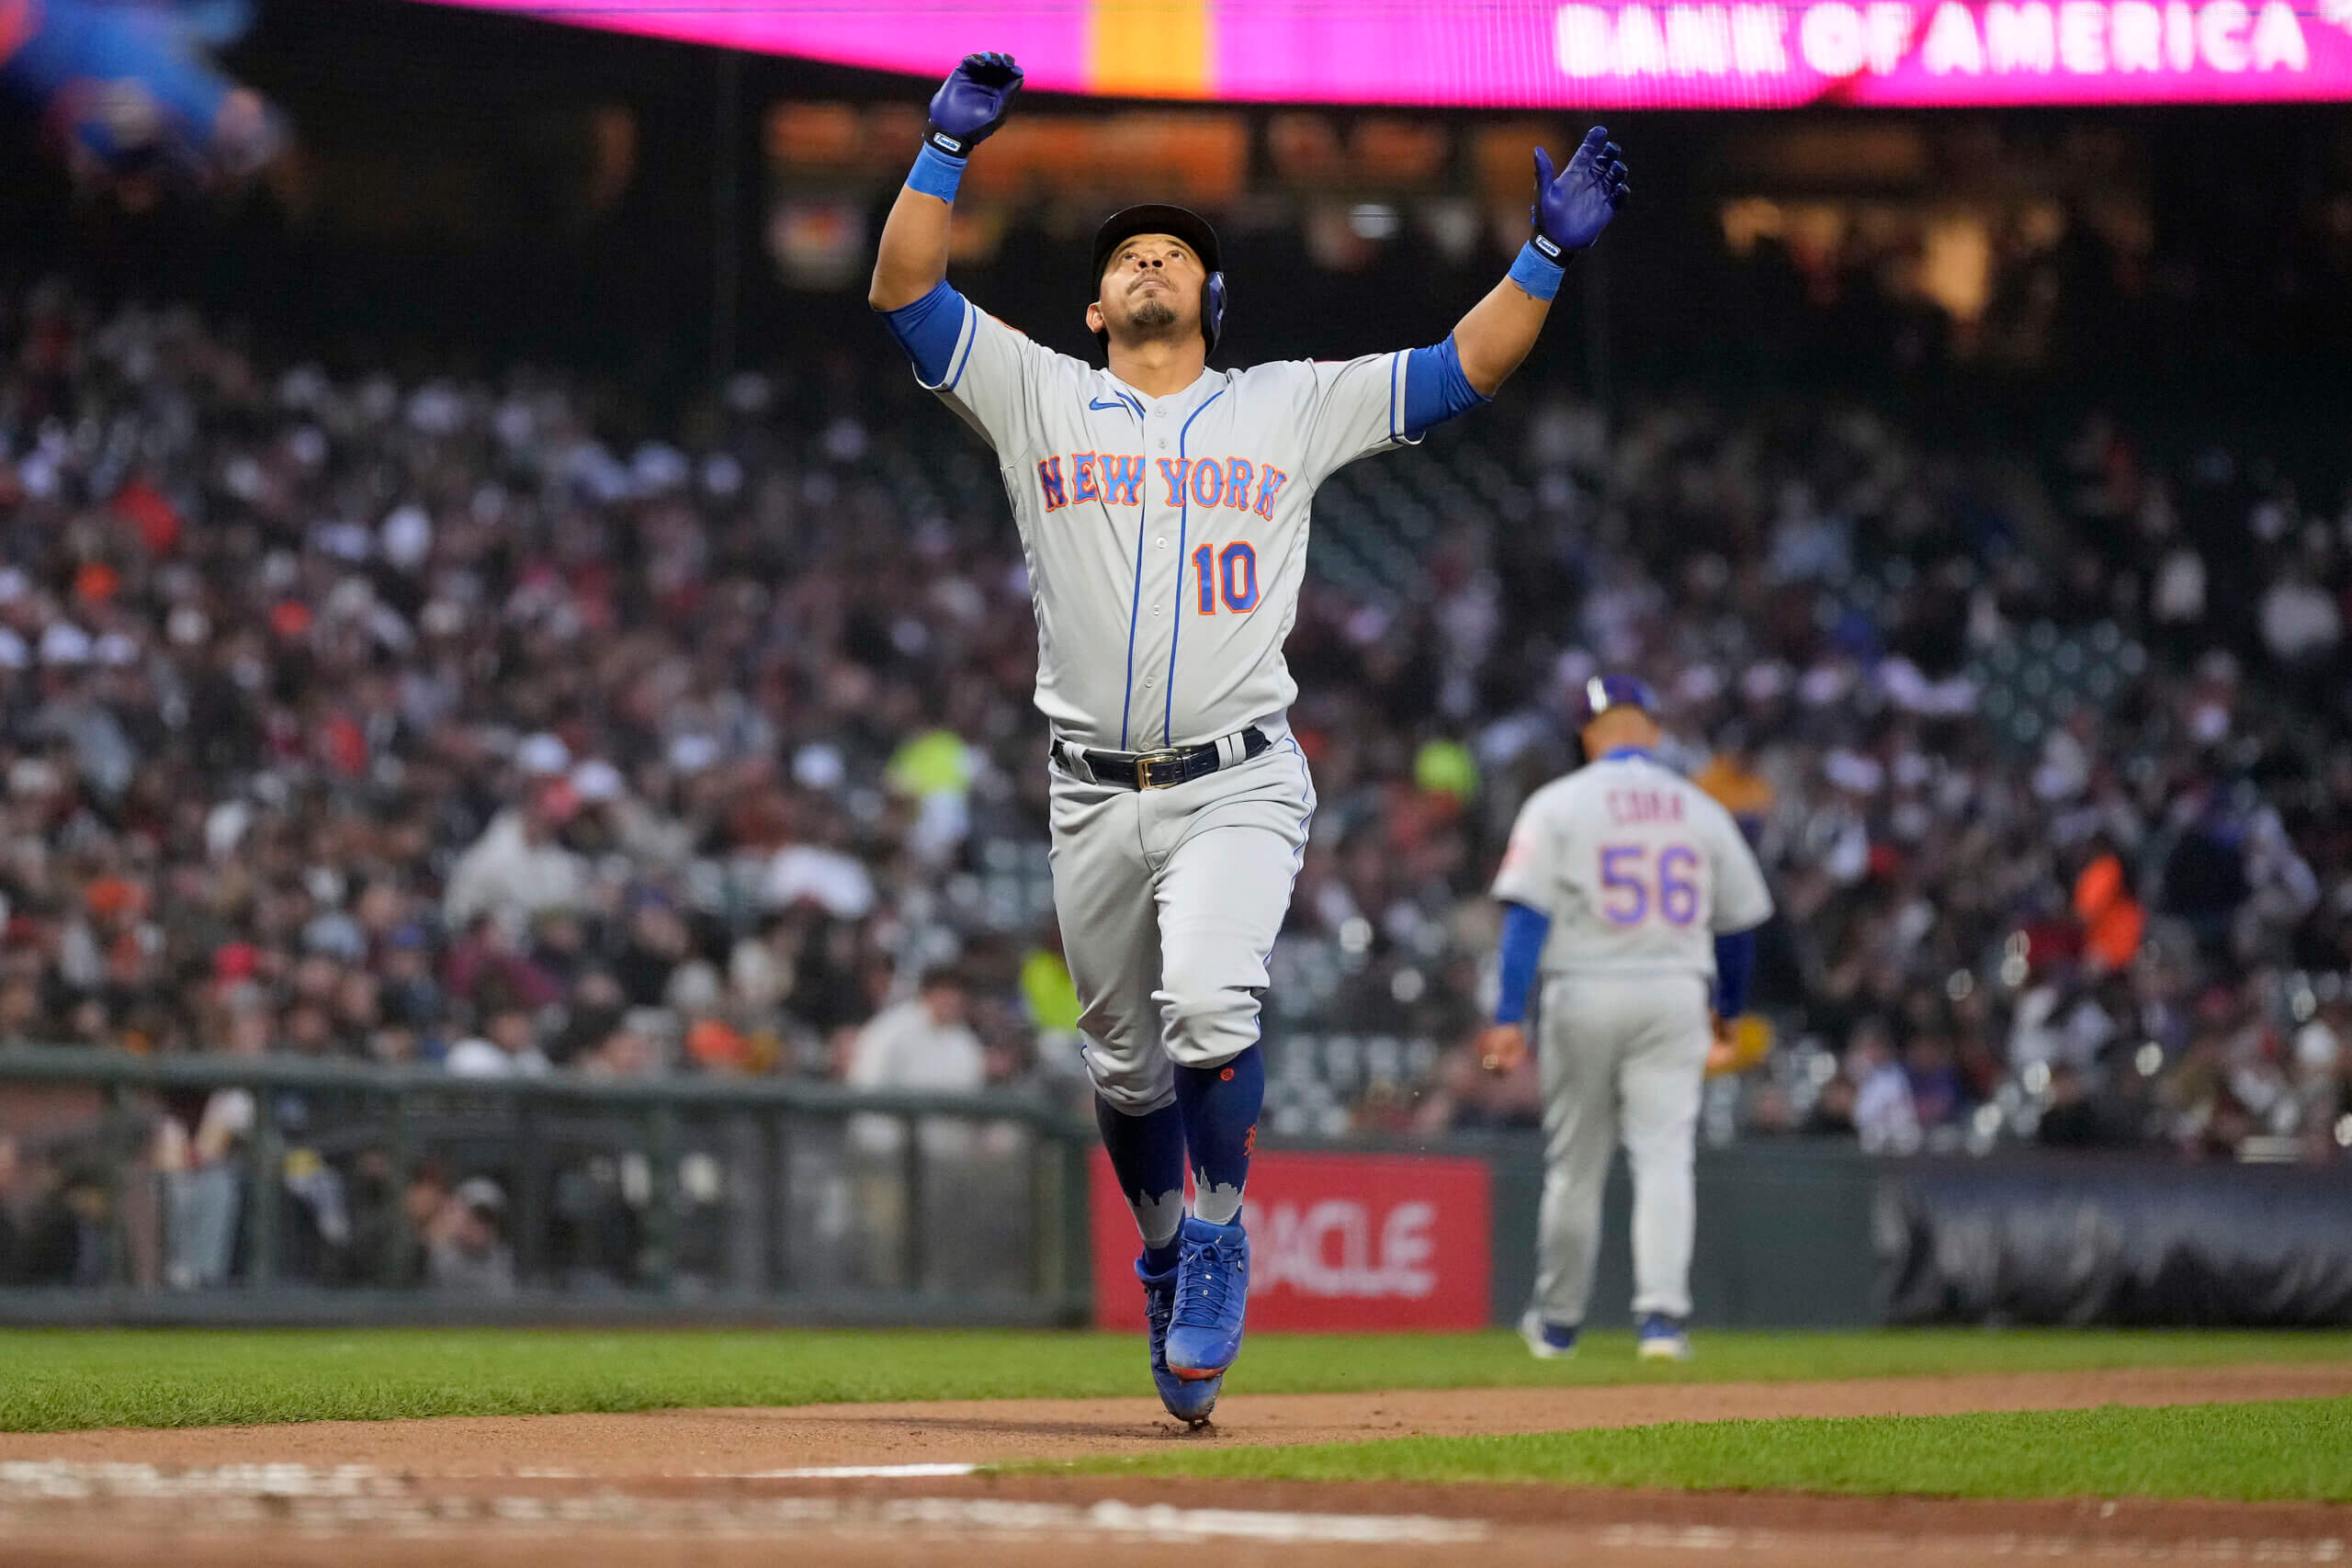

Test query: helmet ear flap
[1204,271,1227,356]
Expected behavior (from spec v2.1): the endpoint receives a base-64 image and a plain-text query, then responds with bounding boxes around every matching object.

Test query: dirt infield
[4,1364,2348,1565]
[7,1360,2347,1473]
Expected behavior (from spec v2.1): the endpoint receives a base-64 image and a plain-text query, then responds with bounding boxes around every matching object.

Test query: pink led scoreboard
[412,1,2352,107]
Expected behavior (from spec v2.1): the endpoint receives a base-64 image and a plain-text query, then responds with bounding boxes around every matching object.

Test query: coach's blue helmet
[1573,672,1659,729]
[1091,203,1227,356]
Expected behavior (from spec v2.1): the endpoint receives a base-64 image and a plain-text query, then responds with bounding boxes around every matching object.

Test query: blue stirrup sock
[1094,1095,1188,1275]
[1172,1045,1264,1227]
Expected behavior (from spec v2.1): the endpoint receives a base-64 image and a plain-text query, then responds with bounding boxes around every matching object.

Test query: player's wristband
[1509,238,1567,301]
[907,142,967,202]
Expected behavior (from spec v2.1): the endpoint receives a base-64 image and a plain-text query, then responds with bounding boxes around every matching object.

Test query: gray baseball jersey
[1494,750,1772,1330]
[920,299,1414,750]
[1492,751,1772,980]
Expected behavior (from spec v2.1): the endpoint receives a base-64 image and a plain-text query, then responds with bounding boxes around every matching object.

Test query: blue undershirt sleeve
[1402,335,1491,441]
[878,279,969,388]
[1493,900,1551,1025]
[1713,930,1756,1018]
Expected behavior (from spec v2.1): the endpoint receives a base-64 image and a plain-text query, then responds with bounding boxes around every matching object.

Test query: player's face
[1090,234,1204,347]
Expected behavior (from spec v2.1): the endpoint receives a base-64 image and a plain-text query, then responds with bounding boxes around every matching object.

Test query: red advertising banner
[1090,1148,1492,1332]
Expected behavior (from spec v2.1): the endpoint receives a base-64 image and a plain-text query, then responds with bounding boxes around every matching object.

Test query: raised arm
[867,52,1023,311]
[869,186,955,312]
[1451,128,1630,397]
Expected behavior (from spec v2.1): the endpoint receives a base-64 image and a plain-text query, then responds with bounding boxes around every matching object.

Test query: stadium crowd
[0,274,2347,1258]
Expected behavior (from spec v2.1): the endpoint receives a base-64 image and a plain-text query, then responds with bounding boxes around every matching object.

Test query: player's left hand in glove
[1705,1012,1770,1077]
[1477,1022,1528,1076]
[1531,126,1630,261]
[925,51,1023,159]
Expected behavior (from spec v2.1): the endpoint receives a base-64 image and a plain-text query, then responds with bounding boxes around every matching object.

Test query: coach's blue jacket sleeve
[1494,899,1551,1025]
[1402,335,1491,441]
[879,280,969,389]
[1713,930,1755,1018]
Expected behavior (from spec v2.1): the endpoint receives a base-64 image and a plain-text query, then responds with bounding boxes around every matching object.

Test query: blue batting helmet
[1573,672,1659,728]
[1091,203,1227,356]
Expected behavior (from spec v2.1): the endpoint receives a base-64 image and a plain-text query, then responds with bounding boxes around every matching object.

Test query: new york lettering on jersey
[1033,454,1288,520]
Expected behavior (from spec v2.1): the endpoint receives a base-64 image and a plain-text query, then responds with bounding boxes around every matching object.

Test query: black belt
[1055,727,1271,791]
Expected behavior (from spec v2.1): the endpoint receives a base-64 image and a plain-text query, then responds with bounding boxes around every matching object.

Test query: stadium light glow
[405,1,2352,106]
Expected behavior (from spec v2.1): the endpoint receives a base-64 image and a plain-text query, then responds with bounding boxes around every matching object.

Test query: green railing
[0,1047,1094,1326]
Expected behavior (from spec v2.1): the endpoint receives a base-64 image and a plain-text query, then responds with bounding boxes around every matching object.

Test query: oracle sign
[408,0,2352,107]
[1089,1148,1492,1332]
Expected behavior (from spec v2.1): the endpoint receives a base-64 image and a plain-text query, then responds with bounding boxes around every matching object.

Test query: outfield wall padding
[1465,1138,2352,1329]
[1878,1153,2352,1327]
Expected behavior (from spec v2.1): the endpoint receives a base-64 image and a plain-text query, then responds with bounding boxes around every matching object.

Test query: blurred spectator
[154,1001,265,1289]
[2073,849,2144,976]
[840,964,986,1288]
[1799,1072,1858,1137]
[2036,1063,2102,1147]
[443,784,590,939]
[1851,1027,1921,1156]
[16,1161,112,1286]
[845,965,984,1128]
[445,1003,551,1077]
[1902,1033,1967,1132]
[425,1176,515,1294]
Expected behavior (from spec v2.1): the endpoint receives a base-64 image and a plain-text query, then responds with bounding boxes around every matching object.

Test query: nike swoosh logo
[1088,398,1128,412]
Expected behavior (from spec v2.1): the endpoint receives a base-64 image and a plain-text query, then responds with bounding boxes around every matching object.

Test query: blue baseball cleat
[1137,1258,1221,1425]
[1518,1307,1578,1359]
[1164,1213,1250,1381]
[1635,1312,1692,1361]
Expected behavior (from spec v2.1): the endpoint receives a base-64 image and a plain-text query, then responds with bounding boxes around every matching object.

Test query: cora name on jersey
[1607,788,1689,824]
[1036,453,1292,519]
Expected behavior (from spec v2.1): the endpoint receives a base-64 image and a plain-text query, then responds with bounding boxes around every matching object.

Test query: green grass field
[1071,1397,2352,1503]
[0,1325,2346,1433]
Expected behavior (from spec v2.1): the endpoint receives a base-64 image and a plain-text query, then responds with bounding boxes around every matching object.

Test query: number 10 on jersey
[1599,843,1701,926]
[1192,542,1260,614]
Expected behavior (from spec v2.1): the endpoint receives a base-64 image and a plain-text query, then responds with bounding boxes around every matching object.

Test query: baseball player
[870,51,1628,1423]
[1479,677,1771,1362]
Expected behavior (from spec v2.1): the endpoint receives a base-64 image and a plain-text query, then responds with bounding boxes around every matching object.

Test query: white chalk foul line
[718,1463,982,1480]
[859,1497,1486,1545]
[0,1462,1488,1546]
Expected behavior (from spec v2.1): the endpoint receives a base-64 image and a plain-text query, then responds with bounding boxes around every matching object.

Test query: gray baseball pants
[1046,734,1316,1116]
[1532,970,1713,1325]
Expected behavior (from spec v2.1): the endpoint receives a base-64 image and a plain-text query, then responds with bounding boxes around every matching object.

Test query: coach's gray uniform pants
[1047,733,1316,1117]
[1533,971,1712,1325]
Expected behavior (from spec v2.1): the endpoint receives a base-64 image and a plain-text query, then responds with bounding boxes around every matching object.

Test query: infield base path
[5,1363,2348,1566]
[5,1361,2348,1474]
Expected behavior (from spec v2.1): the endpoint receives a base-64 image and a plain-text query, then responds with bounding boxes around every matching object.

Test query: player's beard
[1127,295,1181,339]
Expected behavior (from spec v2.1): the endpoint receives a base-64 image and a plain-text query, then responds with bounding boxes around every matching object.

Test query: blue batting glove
[923,51,1023,159]
[1531,126,1630,259]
